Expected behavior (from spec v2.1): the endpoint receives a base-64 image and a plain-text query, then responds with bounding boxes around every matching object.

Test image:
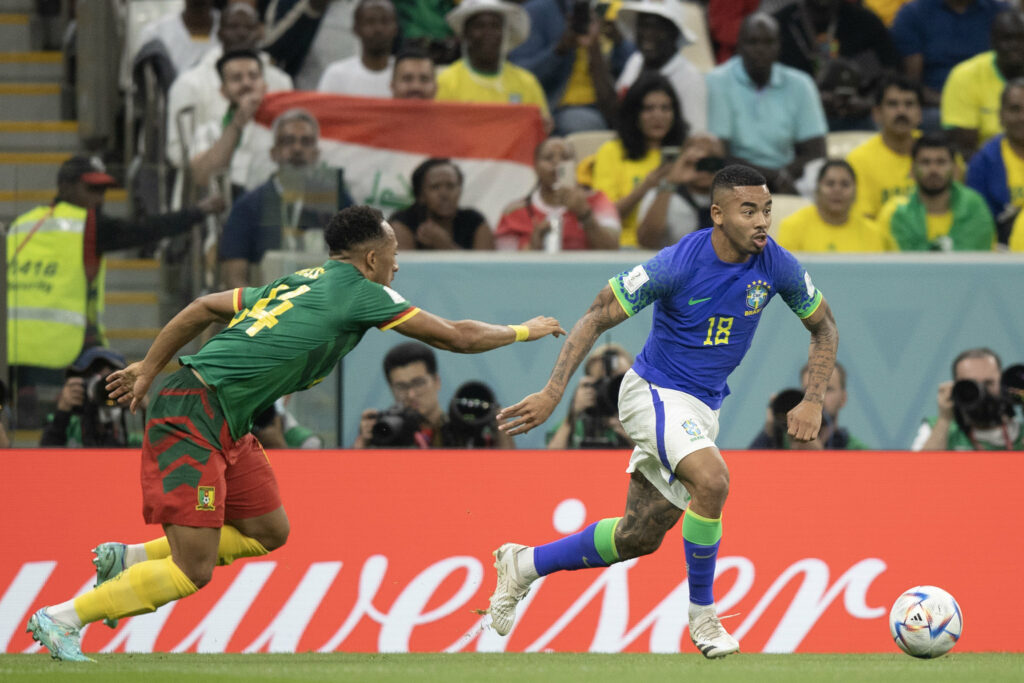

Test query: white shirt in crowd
[291,0,360,90]
[317,56,395,97]
[136,11,221,75]
[636,187,708,248]
[166,47,293,168]
[191,119,275,191]
[616,51,707,134]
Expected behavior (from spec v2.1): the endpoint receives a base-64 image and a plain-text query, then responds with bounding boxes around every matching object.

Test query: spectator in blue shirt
[218,108,353,288]
[706,12,827,194]
[890,0,1011,128]
[966,78,1024,245]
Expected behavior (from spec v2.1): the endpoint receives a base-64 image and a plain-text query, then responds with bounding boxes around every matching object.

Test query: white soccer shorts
[618,368,720,510]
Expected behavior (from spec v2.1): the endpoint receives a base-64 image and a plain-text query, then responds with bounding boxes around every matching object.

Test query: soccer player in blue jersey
[490,165,839,658]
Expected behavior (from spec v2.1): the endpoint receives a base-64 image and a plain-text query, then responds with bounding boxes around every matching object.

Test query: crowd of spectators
[127,0,1024,257]
[6,0,1024,450]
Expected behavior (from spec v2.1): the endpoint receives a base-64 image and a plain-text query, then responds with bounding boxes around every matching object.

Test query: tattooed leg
[614,471,685,560]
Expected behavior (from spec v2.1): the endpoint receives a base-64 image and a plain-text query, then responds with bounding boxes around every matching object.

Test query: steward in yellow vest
[6,156,223,424]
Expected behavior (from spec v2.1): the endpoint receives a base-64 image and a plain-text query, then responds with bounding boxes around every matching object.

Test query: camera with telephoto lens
[951,363,1024,429]
[579,350,629,448]
[85,373,117,408]
[445,381,499,447]
[370,405,424,447]
[584,350,626,419]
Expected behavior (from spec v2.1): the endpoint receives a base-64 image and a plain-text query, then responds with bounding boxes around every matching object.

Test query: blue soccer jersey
[609,228,822,409]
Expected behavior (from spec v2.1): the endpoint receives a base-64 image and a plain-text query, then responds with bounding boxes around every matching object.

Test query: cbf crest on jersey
[745,279,771,316]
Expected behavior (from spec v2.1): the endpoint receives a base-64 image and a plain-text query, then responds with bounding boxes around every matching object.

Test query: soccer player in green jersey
[26,205,565,662]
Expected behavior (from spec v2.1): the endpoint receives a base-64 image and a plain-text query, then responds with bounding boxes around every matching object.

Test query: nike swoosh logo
[692,552,716,559]
[688,297,711,305]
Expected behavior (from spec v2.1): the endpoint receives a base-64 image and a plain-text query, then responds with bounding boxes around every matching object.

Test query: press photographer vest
[6,202,106,368]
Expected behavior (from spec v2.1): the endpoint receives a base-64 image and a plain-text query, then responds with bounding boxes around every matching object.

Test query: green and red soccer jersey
[181,260,419,439]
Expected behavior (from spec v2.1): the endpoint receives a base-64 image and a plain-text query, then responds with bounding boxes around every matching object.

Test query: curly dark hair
[617,73,687,160]
[325,205,387,254]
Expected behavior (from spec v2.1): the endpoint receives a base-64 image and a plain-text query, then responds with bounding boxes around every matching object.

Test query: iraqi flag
[255,91,547,225]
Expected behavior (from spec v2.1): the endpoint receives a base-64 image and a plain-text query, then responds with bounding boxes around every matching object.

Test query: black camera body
[951,363,1024,431]
[85,373,117,408]
[579,349,629,448]
[584,349,626,419]
[370,405,424,447]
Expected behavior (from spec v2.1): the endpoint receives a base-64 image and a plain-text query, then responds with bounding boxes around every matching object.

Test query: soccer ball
[889,585,963,658]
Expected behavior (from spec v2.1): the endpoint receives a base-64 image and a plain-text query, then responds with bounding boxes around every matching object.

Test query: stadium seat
[769,194,812,239]
[565,129,616,163]
[679,1,715,74]
[826,130,874,159]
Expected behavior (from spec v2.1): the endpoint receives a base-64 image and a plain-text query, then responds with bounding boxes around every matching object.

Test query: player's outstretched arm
[499,285,629,436]
[788,296,839,442]
[393,309,565,353]
[106,290,237,412]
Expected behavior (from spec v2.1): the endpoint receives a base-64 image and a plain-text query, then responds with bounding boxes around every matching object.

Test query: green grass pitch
[1,653,1022,683]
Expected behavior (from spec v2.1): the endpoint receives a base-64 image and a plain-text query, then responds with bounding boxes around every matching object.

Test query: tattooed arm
[498,285,629,435]
[788,296,839,442]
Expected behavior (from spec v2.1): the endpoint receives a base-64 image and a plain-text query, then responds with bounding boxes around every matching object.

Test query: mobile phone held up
[555,160,577,189]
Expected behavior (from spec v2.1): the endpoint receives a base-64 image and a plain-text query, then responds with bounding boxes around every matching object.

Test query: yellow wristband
[509,324,529,342]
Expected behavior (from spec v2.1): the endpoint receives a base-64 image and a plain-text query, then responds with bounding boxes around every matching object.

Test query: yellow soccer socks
[129,526,269,567]
[73,557,198,624]
[216,525,269,566]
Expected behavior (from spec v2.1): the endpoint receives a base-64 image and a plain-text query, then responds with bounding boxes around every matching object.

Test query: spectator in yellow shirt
[1009,203,1024,250]
[591,73,687,247]
[941,10,1024,160]
[437,0,552,131]
[847,73,922,219]
[777,160,895,252]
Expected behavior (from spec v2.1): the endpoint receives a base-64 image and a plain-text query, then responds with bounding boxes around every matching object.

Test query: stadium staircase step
[0,13,32,52]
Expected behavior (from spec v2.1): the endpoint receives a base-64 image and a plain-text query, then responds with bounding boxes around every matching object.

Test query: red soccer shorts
[140,368,282,527]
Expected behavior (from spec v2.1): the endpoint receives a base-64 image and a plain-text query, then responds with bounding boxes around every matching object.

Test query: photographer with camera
[353,341,515,449]
[547,343,634,449]
[749,362,868,450]
[912,347,1024,451]
[40,347,143,448]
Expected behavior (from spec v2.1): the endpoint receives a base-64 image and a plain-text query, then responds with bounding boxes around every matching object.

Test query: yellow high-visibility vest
[6,202,106,368]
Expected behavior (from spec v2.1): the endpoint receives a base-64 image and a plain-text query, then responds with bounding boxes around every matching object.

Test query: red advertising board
[1,449,1020,654]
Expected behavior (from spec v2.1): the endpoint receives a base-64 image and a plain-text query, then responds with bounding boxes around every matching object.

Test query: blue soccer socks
[533,517,621,576]
[682,509,723,606]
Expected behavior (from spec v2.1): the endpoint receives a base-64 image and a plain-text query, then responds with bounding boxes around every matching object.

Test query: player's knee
[616,528,666,559]
[176,559,216,589]
[260,523,290,552]
[689,469,730,509]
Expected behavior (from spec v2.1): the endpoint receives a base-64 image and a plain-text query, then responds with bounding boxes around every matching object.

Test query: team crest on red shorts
[196,486,216,511]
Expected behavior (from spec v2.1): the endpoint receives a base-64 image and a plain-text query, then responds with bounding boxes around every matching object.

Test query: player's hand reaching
[518,316,567,341]
[787,399,823,443]
[106,362,155,414]
[498,387,562,435]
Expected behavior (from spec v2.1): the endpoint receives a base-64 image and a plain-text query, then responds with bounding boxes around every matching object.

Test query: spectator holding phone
[591,73,688,247]
[496,137,621,251]
[635,133,726,248]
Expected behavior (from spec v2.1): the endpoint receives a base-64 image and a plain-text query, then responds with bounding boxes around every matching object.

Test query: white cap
[446,0,531,50]
[616,0,696,47]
